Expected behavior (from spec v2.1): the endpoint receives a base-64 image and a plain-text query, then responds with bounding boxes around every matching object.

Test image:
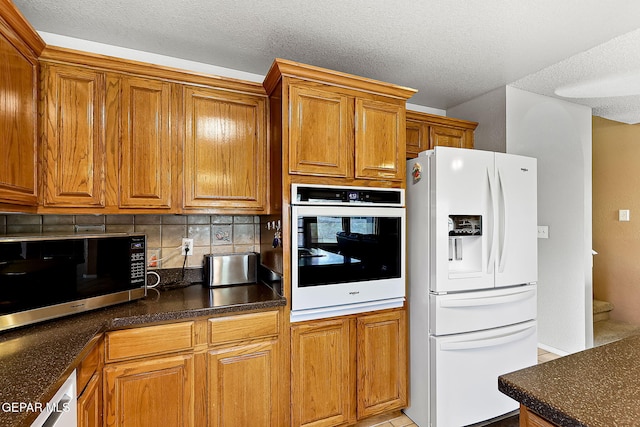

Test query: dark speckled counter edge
[107,299,285,329]
[498,376,588,427]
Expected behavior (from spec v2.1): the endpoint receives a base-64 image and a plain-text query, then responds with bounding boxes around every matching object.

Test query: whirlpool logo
[521,168,529,172]
[348,291,360,295]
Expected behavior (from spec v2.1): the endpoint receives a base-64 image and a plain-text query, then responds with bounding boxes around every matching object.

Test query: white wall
[506,86,593,353]
[448,87,507,153]
[448,87,593,354]
[406,103,446,116]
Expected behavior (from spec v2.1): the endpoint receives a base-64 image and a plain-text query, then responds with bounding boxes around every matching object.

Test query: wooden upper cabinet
[41,63,106,207]
[405,110,478,158]
[430,125,467,148]
[0,4,44,209]
[355,98,405,181]
[405,117,429,156]
[264,59,416,187]
[114,75,173,209]
[182,85,267,212]
[289,84,352,178]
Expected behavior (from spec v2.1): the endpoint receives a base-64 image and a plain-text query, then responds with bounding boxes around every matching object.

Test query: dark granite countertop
[0,282,285,427]
[499,335,640,427]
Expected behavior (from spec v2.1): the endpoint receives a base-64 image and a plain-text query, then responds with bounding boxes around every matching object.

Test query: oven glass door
[291,205,406,313]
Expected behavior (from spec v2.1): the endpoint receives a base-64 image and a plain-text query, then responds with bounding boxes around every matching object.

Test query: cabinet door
[42,64,105,207]
[355,98,405,181]
[289,84,352,178]
[118,76,172,208]
[291,318,353,427]
[104,354,195,427]
[405,118,428,159]
[208,341,279,427]
[429,125,467,149]
[78,372,102,427]
[356,310,407,419]
[183,86,267,211]
[0,30,37,206]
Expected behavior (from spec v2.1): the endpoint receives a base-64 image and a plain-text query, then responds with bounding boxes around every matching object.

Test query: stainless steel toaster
[202,252,257,287]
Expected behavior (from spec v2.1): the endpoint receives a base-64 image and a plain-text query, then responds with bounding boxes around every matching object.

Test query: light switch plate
[619,209,630,222]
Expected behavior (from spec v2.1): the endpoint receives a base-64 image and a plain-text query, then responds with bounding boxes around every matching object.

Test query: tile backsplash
[0,214,261,269]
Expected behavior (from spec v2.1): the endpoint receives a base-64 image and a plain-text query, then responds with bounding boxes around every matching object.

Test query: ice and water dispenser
[448,215,482,277]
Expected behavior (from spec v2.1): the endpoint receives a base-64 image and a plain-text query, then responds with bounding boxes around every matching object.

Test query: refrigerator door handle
[487,167,497,274]
[497,167,508,273]
[439,288,536,308]
[439,323,536,351]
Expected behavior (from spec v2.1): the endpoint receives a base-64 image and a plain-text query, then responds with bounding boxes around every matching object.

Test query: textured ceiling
[12,0,640,122]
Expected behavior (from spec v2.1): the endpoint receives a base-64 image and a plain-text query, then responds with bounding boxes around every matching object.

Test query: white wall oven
[290,184,406,322]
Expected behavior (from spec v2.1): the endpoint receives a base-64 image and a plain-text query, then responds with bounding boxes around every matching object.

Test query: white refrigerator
[405,147,538,427]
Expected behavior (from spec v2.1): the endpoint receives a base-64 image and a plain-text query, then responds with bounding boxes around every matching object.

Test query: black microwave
[0,232,147,332]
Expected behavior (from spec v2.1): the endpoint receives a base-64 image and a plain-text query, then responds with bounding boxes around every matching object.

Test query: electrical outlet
[537,226,549,239]
[181,238,194,256]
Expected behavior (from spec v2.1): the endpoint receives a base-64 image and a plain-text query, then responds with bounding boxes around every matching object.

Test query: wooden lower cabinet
[77,372,102,427]
[77,337,104,427]
[290,308,407,427]
[291,317,353,427]
[103,353,196,427]
[520,405,557,427]
[356,310,407,419]
[103,311,282,426]
[208,340,279,427]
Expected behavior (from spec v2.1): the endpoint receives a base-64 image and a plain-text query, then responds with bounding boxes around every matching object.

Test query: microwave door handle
[440,324,535,351]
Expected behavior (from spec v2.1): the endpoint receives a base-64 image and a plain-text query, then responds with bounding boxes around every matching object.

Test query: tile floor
[370,348,562,427]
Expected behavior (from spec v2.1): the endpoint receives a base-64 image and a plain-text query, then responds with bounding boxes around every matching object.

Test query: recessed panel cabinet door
[429,125,467,149]
[291,318,353,427]
[289,84,352,178]
[405,119,428,159]
[356,310,407,419]
[0,31,38,206]
[77,372,101,427]
[183,86,267,211]
[208,341,278,427]
[118,76,172,208]
[42,64,105,207]
[355,99,405,181]
[104,354,195,427]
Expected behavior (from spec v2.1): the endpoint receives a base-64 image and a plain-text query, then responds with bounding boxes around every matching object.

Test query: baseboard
[537,343,569,356]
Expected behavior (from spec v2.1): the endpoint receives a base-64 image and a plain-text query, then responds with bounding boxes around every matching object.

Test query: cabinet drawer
[105,322,194,362]
[209,311,279,345]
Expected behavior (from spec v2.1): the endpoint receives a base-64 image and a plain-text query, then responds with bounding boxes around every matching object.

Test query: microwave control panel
[129,236,146,285]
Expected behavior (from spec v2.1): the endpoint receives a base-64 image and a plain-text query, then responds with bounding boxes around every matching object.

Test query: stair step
[593,299,614,323]
[593,299,614,315]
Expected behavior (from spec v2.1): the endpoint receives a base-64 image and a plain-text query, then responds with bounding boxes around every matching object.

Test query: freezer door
[431,147,495,292]
[494,153,538,287]
[430,321,537,427]
[429,284,537,336]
